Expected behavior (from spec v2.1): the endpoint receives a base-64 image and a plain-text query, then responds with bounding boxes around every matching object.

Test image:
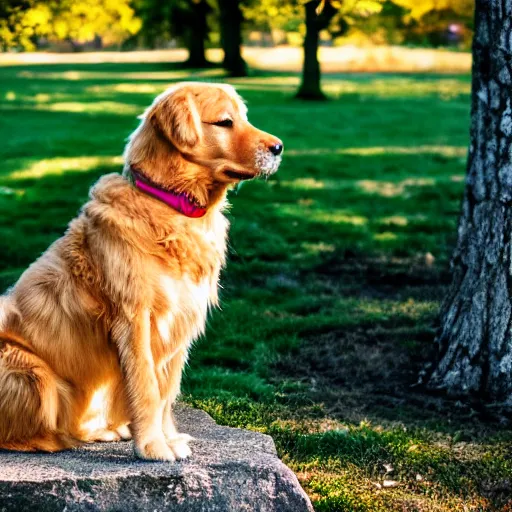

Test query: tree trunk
[185,34,208,67]
[218,0,248,77]
[297,1,326,100]
[184,0,210,68]
[426,0,512,404]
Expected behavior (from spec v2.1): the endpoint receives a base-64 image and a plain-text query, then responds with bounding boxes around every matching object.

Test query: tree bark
[297,1,324,99]
[185,34,208,67]
[426,0,512,404]
[218,0,248,77]
[296,1,337,100]
[184,0,210,68]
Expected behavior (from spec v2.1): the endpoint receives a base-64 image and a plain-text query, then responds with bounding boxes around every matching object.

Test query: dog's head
[124,82,283,209]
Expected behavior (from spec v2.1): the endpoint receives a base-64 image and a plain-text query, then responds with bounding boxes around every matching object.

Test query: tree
[135,0,213,67]
[296,0,384,100]
[134,0,213,68]
[424,0,512,403]
[133,0,173,49]
[0,0,141,51]
[182,0,212,67]
[218,0,248,77]
[297,0,337,99]
[169,0,213,67]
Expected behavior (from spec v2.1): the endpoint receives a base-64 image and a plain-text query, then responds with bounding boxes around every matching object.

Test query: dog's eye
[213,119,233,128]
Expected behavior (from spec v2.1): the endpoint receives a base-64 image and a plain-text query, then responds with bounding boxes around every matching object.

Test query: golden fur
[0,82,282,460]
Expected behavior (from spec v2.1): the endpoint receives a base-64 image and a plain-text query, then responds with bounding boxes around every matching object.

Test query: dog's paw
[98,429,122,442]
[136,436,176,461]
[166,433,193,460]
[83,428,121,443]
[115,424,132,441]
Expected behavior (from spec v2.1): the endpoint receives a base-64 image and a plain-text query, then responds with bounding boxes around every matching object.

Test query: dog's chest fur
[150,212,228,352]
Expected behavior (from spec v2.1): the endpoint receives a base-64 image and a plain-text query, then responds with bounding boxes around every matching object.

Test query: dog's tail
[0,329,77,452]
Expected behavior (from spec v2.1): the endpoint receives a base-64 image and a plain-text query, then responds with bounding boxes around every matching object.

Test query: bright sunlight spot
[8,156,122,180]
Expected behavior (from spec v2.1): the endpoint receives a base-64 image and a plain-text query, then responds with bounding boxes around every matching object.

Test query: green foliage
[389,0,474,47]
[392,0,473,21]
[0,0,141,50]
[0,0,475,52]
[243,0,385,43]
[242,0,303,33]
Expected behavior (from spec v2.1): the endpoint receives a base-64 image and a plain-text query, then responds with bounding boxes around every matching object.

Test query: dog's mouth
[223,169,258,181]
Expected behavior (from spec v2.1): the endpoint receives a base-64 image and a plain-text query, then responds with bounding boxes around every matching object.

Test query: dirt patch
[309,250,452,301]
[274,323,511,436]
[275,254,511,436]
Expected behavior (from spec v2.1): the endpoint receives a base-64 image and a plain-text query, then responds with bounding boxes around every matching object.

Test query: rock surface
[0,406,313,512]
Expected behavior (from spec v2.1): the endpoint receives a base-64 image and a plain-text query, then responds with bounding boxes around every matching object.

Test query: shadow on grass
[0,165,112,283]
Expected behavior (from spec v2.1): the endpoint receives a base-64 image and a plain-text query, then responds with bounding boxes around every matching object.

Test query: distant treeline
[0,0,474,98]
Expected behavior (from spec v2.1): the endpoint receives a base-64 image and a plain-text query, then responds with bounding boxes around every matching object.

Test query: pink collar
[130,168,207,218]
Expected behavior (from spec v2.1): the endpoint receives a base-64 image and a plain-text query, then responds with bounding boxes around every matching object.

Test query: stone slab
[0,406,313,512]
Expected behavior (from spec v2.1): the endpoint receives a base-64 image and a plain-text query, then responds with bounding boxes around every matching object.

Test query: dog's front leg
[161,347,192,459]
[113,308,175,461]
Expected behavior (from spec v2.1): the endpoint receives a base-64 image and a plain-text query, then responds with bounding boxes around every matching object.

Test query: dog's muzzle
[255,147,283,176]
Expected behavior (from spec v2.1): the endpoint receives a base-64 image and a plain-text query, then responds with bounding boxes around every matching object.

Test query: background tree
[0,0,140,51]
[296,0,384,100]
[423,0,512,403]
[134,0,212,67]
[218,0,247,77]
[133,0,172,49]
[170,0,213,67]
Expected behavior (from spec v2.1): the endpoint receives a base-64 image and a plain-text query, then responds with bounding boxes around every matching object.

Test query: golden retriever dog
[0,82,283,460]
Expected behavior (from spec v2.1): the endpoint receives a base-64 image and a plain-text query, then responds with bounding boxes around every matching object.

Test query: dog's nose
[269,143,283,156]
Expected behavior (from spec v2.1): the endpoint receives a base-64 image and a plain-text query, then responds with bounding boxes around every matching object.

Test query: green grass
[1,60,511,511]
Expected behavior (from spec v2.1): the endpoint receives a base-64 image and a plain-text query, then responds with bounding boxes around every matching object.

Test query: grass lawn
[0,59,511,511]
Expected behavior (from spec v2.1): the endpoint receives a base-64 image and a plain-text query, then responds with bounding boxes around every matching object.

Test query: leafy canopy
[0,0,141,50]
[391,0,473,20]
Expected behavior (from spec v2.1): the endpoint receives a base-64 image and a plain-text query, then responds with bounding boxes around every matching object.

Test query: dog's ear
[151,89,200,150]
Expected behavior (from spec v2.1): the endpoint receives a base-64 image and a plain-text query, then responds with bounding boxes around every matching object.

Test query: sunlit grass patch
[374,231,399,242]
[285,145,467,158]
[6,156,122,181]
[309,210,368,226]
[280,178,328,190]
[379,216,409,227]
[301,242,336,255]
[17,70,186,81]
[0,46,471,74]
[2,91,79,106]
[229,76,300,87]
[342,145,466,158]
[41,101,140,115]
[16,68,226,83]
[190,397,509,511]
[91,83,165,94]
[324,77,471,99]
[0,101,144,115]
[351,298,439,320]
[356,178,436,198]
